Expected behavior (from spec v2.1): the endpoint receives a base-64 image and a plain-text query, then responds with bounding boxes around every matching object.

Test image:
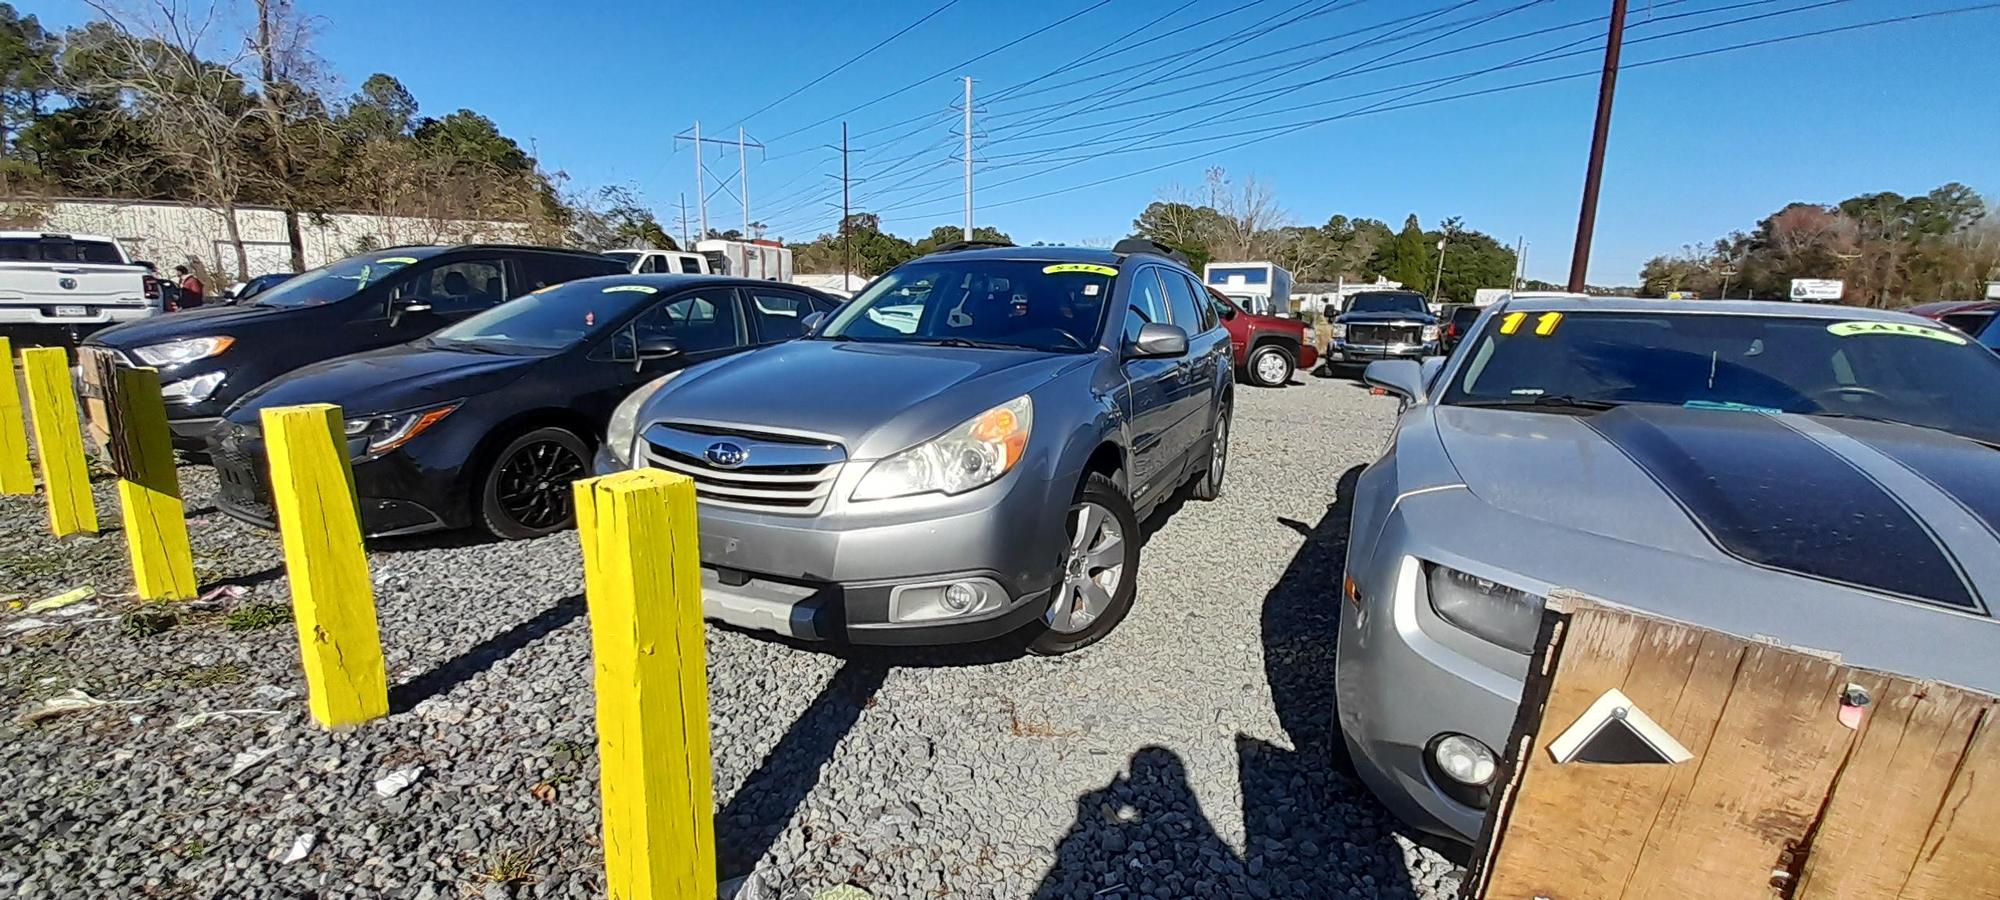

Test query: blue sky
[37,0,2000,283]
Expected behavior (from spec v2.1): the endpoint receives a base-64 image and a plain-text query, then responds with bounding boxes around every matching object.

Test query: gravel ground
[0,374,1461,899]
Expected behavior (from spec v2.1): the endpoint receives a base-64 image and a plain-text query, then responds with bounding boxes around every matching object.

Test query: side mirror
[801,311,826,334]
[1216,304,1237,320]
[1364,359,1427,404]
[1419,356,1446,390]
[1127,322,1189,359]
[637,336,680,359]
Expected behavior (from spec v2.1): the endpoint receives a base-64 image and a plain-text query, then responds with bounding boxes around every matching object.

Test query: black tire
[1247,343,1295,387]
[1191,401,1229,502]
[478,426,591,540]
[1029,472,1141,656]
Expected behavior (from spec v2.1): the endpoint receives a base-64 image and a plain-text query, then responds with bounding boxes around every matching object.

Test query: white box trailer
[1204,261,1293,318]
[696,238,794,282]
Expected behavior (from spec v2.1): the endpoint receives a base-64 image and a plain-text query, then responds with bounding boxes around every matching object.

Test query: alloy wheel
[494,439,586,530]
[1046,501,1126,634]
[1256,350,1290,385]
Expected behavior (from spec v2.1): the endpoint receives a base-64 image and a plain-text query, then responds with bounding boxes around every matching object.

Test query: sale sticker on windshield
[1827,321,1966,344]
[1499,311,1563,336]
[601,285,658,294]
[1042,264,1118,277]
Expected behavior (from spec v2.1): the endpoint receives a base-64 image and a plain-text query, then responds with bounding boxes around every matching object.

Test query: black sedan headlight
[1426,565,1545,654]
[343,403,459,457]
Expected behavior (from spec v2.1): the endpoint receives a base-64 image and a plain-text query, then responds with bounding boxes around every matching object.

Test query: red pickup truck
[1205,286,1316,387]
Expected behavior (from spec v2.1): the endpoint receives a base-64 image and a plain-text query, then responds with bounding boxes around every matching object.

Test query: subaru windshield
[1444,310,2000,444]
[817,259,1113,353]
[254,252,431,309]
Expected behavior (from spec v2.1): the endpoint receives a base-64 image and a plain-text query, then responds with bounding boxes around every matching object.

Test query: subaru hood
[641,338,1090,459]
[1434,403,2000,613]
[227,344,535,422]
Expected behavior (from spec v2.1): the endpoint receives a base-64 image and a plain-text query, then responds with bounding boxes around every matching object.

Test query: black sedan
[207,274,839,539]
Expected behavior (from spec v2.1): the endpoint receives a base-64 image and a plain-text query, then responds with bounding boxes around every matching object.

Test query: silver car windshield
[817,259,1112,353]
[1444,310,2000,445]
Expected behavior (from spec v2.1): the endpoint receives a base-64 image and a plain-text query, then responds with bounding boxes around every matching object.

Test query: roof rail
[1111,237,1190,266]
[927,239,1015,255]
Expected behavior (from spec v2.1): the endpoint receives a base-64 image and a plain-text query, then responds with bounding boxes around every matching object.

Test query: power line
[766,0,1118,144]
[733,0,967,127]
[872,2,1997,221]
[982,0,1207,103]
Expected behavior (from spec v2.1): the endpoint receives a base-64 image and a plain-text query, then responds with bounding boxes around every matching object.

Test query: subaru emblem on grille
[704,441,749,468]
[58,277,77,290]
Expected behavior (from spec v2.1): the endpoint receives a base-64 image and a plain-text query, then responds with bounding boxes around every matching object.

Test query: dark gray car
[594,241,1233,655]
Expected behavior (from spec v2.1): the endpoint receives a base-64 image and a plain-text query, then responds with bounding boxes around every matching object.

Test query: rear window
[0,236,124,264]
[1450,306,1483,326]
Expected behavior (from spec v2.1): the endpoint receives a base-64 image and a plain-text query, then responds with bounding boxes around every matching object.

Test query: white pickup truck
[0,231,157,344]
[603,248,712,275]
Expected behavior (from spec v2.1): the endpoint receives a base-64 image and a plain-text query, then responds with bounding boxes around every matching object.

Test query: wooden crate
[1464,591,2000,900]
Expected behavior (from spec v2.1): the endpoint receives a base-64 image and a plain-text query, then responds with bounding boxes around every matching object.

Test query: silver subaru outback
[594,241,1233,655]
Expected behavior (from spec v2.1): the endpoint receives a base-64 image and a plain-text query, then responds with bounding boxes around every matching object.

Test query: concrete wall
[14,198,531,279]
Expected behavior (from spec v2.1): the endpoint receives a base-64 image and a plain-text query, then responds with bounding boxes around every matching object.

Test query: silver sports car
[1336,297,2000,843]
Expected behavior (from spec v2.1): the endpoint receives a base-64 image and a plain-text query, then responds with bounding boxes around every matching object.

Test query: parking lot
[0,375,1466,899]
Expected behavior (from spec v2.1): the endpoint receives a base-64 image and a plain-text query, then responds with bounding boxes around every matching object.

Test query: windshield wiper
[920,336,1012,350]
[1455,395,1620,413]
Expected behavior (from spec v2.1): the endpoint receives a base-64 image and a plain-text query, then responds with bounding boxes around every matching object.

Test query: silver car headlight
[342,403,459,457]
[133,336,234,367]
[606,372,682,468]
[1426,564,1544,654]
[1329,323,1347,339]
[852,395,1033,502]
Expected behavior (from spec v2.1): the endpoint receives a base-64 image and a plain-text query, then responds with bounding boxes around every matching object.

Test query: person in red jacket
[174,265,205,310]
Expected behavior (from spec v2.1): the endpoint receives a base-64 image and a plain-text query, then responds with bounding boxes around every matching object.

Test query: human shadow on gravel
[716,659,888,878]
[388,594,586,713]
[1033,466,1433,900]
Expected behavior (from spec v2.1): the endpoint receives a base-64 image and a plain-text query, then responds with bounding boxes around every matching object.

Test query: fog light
[942,582,978,613]
[1433,734,1496,785]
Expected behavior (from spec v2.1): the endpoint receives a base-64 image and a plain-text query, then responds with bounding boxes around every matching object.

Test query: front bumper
[594,443,1067,646]
[0,305,154,328]
[1325,339,1438,365]
[208,428,453,537]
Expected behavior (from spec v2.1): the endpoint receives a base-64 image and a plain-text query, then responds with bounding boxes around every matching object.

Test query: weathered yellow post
[111,366,196,600]
[575,468,714,900]
[0,338,33,495]
[19,346,97,535]
[261,403,388,728]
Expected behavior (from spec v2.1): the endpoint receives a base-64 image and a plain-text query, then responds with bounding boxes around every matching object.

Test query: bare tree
[249,0,333,271]
[74,0,262,277]
[1205,168,1288,260]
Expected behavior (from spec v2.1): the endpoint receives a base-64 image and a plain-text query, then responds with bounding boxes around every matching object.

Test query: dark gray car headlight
[1426,565,1545,654]
[342,403,458,456]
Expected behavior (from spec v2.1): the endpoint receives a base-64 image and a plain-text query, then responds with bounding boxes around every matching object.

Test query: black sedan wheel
[480,427,591,540]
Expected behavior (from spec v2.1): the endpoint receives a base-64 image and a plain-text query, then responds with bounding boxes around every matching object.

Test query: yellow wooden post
[575,468,714,900]
[112,366,196,600]
[0,338,33,495]
[261,403,388,728]
[19,346,97,535]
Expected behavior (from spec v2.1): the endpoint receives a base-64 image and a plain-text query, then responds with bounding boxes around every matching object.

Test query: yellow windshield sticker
[1828,321,1966,344]
[1499,311,1527,335]
[375,256,418,265]
[1042,263,1118,277]
[1499,310,1563,337]
[1533,311,1562,335]
[601,284,658,295]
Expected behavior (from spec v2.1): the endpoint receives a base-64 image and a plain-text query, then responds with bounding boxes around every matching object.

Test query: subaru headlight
[133,336,233,368]
[1426,564,1544,654]
[852,396,1033,502]
[1330,323,1347,339]
[159,370,225,405]
[342,403,458,457]
[1421,324,1442,343]
[606,372,682,468]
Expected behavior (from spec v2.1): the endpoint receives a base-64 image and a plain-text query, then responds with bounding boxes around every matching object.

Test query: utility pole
[962,76,974,241]
[1566,0,1629,294]
[678,193,690,249]
[1431,233,1450,302]
[1512,236,1527,290]
[676,124,764,242]
[840,123,853,281]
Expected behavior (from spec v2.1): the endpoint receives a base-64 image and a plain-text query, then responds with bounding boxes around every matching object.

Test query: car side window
[1123,268,1172,346]
[522,254,622,292]
[396,259,507,315]
[679,257,703,274]
[1186,274,1219,330]
[628,287,743,355]
[746,288,819,344]
[1160,269,1205,333]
